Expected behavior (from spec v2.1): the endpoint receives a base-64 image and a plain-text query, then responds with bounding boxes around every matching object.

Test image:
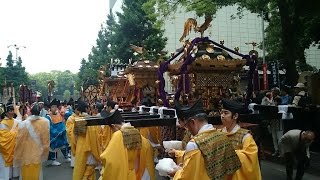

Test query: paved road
[41,156,320,180]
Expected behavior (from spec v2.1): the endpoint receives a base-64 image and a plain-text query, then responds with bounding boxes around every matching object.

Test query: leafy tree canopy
[0,51,29,93]
[29,70,78,101]
[77,0,167,89]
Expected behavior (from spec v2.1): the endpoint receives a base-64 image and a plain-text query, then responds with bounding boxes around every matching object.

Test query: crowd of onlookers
[252,82,311,107]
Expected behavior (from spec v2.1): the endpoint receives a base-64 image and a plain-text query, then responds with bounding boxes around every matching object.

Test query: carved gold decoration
[217,55,225,61]
[201,54,211,60]
[180,16,213,42]
[127,73,135,86]
[47,80,55,96]
[83,85,98,103]
[130,44,144,54]
[249,50,259,58]
[206,46,214,53]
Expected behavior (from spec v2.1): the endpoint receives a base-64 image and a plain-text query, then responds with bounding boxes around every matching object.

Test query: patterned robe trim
[226,128,250,150]
[193,129,241,180]
[120,126,142,150]
[182,130,192,149]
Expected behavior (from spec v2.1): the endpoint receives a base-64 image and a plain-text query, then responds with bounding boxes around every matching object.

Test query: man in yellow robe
[220,99,262,180]
[13,103,50,180]
[168,99,241,180]
[66,100,84,167]
[94,102,112,153]
[0,101,19,180]
[69,100,101,180]
[100,109,155,180]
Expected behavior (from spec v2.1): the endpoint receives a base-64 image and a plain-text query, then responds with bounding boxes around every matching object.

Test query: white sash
[24,116,43,151]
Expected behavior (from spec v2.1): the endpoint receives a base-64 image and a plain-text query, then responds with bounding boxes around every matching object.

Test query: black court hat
[31,103,41,116]
[74,100,87,113]
[67,98,74,106]
[106,100,116,109]
[175,99,206,120]
[221,98,250,114]
[101,109,124,125]
[95,102,104,112]
[50,98,60,107]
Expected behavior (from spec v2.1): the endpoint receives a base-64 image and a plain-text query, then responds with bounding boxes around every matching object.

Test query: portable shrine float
[158,17,258,110]
[123,60,160,106]
[155,16,261,141]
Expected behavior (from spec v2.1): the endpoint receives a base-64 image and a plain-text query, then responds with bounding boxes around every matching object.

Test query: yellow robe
[174,150,185,165]
[97,125,112,153]
[66,114,78,156]
[14,116,50,180]
[231,135,261,180]
[100,130,155,180]
[173,146,237,180]
[224,126,262,180]
[72,123,101,180]
[21,164,41,180]
[174,149,210,180]
[139,127,161,145]
[174,125,241,180]
[0,118,18,167]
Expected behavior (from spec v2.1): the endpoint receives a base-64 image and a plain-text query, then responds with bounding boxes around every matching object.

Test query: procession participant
[220,98,262,180]
[261,91,274,106]
[64,98,74,121]
[105,100,116,113]
[59,100,68,118]
[169,99,241,180]
[46,98,70,166]
[13,103,50,180]
[279,129,315,180]
[40,100,50,117]
[292,83,307,106]
[70,100,101,180]
[138,98,161,148]
[100,109,155,180]
[0,100,19,180]
[280,86,292,105]
[95,102,112,152]
[66,100,85,168]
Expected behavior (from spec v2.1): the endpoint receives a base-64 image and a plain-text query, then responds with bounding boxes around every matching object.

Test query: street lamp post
[7,44,26,61]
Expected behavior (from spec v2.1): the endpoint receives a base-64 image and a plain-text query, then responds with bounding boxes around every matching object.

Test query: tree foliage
[29,70,78,101]
[0,51,29,93]
[77,0,167,89]
[110,0,167,63]
[146,0,320,85]
[63,90,71,101]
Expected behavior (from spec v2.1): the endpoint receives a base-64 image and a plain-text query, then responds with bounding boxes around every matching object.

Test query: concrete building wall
[109,0,117,9]
[305,45,320,70]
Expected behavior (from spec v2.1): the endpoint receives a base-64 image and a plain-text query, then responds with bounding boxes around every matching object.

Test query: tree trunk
[277,0,299,86]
